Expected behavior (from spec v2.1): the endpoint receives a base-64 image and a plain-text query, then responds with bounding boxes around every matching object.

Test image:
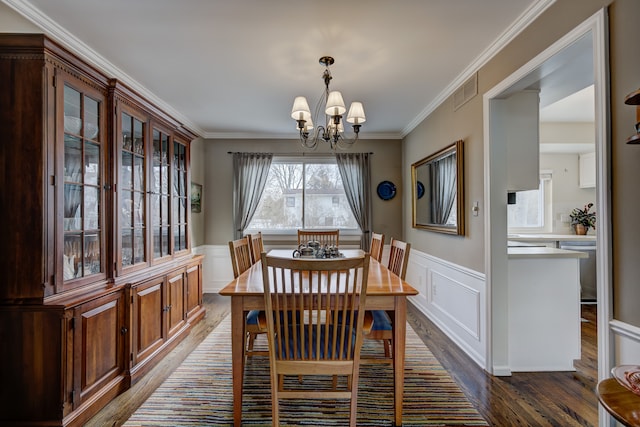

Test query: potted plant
[570,203,596,235]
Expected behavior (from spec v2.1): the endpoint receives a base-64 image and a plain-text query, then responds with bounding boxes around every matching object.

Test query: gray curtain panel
[430,153,457,225]
[232,152,273,240]
[335,152,372,250]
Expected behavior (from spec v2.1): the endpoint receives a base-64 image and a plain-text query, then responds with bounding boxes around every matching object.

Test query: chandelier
[291,56,366,150]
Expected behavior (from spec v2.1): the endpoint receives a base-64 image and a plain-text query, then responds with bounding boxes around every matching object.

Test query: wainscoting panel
[193,245,234,293]
[430,271,481,340]
[610,320,640,365]
[406,249,486,368]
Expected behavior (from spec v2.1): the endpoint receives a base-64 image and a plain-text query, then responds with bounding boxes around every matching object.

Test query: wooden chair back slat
[297,229,340,247]
[229,237,253,278]
[388,238,411,280]
[369,232,385,262]
[249,232,264,264]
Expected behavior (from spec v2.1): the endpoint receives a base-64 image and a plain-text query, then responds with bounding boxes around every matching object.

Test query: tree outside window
[246,159,359,231]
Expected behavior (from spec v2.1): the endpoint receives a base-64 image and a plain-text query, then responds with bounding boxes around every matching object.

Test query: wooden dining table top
[219,249,419,297]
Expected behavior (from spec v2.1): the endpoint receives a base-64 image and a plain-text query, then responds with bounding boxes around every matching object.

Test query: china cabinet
[0,34,204,426]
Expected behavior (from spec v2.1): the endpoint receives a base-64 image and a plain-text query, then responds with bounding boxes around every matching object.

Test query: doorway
[483,8,611,424]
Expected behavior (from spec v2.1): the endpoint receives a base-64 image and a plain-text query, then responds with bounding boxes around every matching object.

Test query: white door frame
[482,8,612,425]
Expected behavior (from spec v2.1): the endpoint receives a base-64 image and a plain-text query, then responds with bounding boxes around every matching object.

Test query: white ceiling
[4,0,585,139]
[540,85,594,123]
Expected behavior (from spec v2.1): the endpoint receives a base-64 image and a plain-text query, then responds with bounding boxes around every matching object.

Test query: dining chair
[364,238,411,362]
[260,252,370,427]
[249,232,264,265]
[297,229,340,247]
[369,232,385,263]
[229,236,267,358]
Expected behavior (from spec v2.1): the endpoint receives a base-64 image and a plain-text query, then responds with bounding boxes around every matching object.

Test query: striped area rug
[124,316,488,426]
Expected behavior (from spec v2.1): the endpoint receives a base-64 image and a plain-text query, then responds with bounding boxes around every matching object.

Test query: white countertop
[508,246,589,259]
[508,233,596,242]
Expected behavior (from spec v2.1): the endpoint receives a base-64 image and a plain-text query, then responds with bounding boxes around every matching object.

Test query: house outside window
[246,157,359,232]
[285,196,295,207]
[507,171,552,233]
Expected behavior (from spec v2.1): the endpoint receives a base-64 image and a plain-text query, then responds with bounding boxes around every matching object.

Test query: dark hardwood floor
[86,295,598,427]
[407,302,598,427]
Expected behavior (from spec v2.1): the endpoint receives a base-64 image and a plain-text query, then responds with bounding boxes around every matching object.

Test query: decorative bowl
[612,365,640,396]
[85,122,99,139]
[64,115,82,134]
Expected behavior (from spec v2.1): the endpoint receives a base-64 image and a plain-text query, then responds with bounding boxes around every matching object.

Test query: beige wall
[189,138,206,247]
[609,0,640,325]
[403,0,612,275]
[403,0,640,326]
[199,138,403,247]
[403,93,485,271]
[0,3,40,32]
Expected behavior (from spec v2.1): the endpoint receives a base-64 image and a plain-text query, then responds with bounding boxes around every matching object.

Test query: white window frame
[507,171,553,234]
[244,155,362,237]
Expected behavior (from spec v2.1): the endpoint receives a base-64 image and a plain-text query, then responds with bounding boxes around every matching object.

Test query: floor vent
[453,73,478,111]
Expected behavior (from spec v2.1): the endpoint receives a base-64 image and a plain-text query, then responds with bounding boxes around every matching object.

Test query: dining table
[219,248,419,426]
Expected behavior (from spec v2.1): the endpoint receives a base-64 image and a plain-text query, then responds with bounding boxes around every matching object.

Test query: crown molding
[401,0,557,137]
[201,131,403,140]
[3,0,555,141]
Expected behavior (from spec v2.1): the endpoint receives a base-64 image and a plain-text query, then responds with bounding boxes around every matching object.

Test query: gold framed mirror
[411,140,465,235]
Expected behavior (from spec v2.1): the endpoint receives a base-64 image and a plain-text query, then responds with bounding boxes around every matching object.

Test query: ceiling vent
[453,73,478,111]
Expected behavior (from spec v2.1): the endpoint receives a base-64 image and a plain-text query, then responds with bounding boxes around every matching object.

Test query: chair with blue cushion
[364,238,411,361]
[260,253,370,427]
[229,236,268,358]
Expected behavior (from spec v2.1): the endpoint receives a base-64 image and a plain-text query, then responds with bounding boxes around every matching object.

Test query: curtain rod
[227,151,373,155]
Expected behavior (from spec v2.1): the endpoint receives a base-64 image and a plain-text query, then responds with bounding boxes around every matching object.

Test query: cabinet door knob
[120,327,128,335]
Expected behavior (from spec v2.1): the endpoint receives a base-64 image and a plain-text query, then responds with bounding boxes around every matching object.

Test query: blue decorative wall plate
[377,181,397,200]
[417,181,425,199]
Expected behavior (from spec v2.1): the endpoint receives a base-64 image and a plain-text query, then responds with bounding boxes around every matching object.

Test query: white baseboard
[406,250,487,369]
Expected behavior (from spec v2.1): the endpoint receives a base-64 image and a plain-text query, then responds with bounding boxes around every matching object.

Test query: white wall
[539,152,597,234]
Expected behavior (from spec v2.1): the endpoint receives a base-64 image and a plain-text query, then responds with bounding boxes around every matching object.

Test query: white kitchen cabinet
[579,152,596,188]
[499,90,541,191]
[507,247,585,371]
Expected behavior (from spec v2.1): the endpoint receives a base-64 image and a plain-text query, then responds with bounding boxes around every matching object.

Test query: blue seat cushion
[246,310,262,325]
[248,310,300,328]
[370,310,392,331]
[278,324,356,359]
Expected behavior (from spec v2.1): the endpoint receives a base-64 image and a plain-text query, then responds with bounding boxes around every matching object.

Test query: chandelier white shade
[291,56,365,149]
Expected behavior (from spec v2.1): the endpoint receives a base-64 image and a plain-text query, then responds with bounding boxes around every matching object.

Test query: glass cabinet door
[151,129,171,260]
[62,83,104,286]
[120,112,147,269]
[173,141,188,253]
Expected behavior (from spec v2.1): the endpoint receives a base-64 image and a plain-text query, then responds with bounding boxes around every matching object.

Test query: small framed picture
[191,182,202,213]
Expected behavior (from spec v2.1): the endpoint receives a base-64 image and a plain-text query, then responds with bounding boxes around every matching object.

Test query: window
[508,172,552,233]
[246,157,359,232]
